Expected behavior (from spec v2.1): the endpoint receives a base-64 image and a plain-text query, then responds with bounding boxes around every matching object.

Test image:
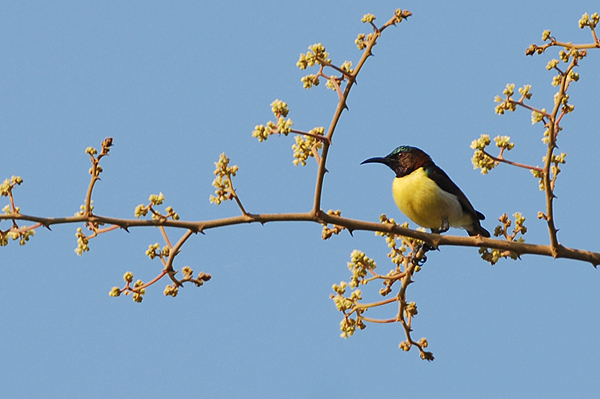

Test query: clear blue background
[1,1,599,398]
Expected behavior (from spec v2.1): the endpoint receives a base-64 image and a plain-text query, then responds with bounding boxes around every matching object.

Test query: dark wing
[424,164,484,221]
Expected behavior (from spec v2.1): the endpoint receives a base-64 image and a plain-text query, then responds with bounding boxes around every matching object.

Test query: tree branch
[4,211,599,266]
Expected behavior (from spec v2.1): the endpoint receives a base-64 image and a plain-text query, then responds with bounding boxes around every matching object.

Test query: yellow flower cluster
[209,153,239,205]
[361,13,376,23]
[300,74,319,89]
[404,301,418,318]
[375,214,410,268]
[542,30,552,41]
[132,280,145,303]
[74,227,90,256]
[0,176,23,197]
[164,284,178,297]
[480,213,528,265]
[518,85,532,100]
[355,32,375,50]
[470,135,494,174]
[339,312,365,339]
[331,279,365,338]
[0,228,34,246]
[531,109,547,125]
[252,99,293,141]
[579,12,599,30]
[470,134,515,174]
[145,243,166,259]
[321,209,345,239]
[340,61,354,75]
[347,249,376,288]
[478,247,519,265]
[291,127,324,166]
[149,192,164,206]
[296,43,330,70]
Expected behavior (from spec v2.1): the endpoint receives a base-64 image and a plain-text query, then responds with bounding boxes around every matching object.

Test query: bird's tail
[467,218,490,237]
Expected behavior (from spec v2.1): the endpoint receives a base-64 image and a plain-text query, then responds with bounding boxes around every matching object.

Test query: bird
[361,145,490,237]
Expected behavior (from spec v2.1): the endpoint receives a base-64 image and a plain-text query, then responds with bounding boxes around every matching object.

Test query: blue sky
[1,1,599,398]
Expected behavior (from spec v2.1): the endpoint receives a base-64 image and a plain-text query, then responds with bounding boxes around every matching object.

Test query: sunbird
[362,145,490,237]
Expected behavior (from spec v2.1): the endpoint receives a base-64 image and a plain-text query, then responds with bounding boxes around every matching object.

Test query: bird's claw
[431,218,450,235]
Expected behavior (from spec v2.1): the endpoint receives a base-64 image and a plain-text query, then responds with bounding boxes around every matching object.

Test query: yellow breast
[392,168,472,230]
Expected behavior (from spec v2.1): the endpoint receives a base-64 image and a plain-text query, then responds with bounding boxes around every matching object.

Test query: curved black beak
[361,156,391,166]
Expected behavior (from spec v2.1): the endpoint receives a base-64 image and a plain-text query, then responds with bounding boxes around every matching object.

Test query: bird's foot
[421,243,437,253]
[431,218,450,235]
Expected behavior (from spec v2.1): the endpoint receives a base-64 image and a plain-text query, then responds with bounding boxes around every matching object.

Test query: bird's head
[361,146,432,178]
